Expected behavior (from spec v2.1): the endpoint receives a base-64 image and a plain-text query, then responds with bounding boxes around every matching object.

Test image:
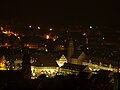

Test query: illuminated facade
[56,55,67,67]
[59,63,90,76]
[71,51,87,65]
[31,66,58,78]
[0,56,7,70]
[30,53,60,78]
[70,51,118,72]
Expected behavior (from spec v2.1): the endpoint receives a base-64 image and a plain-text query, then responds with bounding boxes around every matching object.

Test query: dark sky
[0,0,120,26]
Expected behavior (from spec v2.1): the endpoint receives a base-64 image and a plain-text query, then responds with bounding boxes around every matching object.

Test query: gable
[59,55,67,62]
[31,53,59,67]
[78,52,87,60]
[71,50,82,59]
[56,55,68,67]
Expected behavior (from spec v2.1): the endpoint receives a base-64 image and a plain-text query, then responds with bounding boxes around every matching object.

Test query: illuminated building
[59,63,90,75]
[31,53,60,78]
[70,50,118,72]
[0,56,7,70]
[71,51,87,65]
[67,38,74,63]
[56,55,67,67]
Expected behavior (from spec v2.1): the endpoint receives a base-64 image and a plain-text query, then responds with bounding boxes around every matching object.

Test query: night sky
[0,0,120,26]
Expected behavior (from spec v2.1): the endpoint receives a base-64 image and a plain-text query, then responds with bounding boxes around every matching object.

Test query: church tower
[22,47,31,79]
[67,38,74,63]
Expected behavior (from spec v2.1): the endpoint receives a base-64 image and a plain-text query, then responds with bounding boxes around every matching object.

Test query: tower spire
[22,47,31,79]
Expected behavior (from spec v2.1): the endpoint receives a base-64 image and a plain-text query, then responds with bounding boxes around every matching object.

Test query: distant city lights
[0,27,3,30]
[46,35,50,39]
[103,37,105,40]
[90,26,92,29]
[38,26,40,29]
[29,26,32,28]
[18,36,20,39]
[83,33,87,36]
[45,48,48,52]
[61,45,64,48]
[50,28,52,31]
[87,47,89,50]
[53,38,56,41]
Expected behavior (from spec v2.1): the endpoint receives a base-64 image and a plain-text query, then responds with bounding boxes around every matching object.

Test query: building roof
[86,56,118,68]
[61,63,87,71]
[98,69,113,77]
[71,50,88,60]
[31,52,61,67]
[71,50,82,58]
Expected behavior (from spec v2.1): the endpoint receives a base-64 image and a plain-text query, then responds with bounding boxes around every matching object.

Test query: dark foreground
[0,75,114,90]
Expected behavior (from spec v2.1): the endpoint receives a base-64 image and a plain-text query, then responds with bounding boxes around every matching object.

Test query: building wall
[31,66,59,78]
[82,61,117,72]
[71,58,78,64]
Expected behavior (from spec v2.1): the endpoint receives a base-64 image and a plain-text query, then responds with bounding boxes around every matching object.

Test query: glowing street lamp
[46,35,50,39]
[50,28,52,31]
[83,33,87,36]
[38,26,40,29]
[18,36,20,39]
[90,26,92,29]
[103,37,105,40]
[29,26,31,28]
[0,27,3,30]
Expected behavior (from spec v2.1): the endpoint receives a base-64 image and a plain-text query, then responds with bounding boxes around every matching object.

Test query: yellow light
[50,28,52,31]
[18,36,20,39]
[46,35,49,39]
[0,27,3,30]
[45,49,48,52]
[53,38,56,41]
[103,37,105,39]
[83,33,87,36]
[38,26,40,29]
[14,33,17,36]
[5,43,8,46]
[2,31,7,34]
[29,26,31,28]
[61,45,64,48]
[87,47,89,50]
[0,63,4,67]
[89,67,92,71]
[90,26,92,29]
[32,73,36,76]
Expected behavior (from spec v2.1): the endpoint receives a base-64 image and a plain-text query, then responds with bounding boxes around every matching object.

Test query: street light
[38,26,40,29]
[46,35,50,39]
[90,26,92,29]
[0,27,3,30]
[29,26,31,28]
[102,37,105,40]
[50,28,52,31]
